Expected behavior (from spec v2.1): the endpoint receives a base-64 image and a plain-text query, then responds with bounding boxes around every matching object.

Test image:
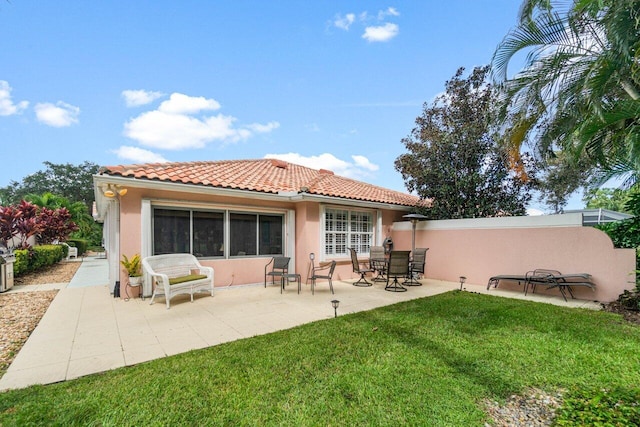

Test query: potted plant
[120,253,142,285]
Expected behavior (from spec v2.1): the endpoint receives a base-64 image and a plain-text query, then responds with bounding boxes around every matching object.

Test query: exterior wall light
[104,185,128,198]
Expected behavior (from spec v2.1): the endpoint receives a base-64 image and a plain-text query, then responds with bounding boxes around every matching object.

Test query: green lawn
[1,291,639,426]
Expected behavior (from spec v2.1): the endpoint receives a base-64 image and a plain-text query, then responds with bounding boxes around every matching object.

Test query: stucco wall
[391,214,635,303]
[114,187,408,297]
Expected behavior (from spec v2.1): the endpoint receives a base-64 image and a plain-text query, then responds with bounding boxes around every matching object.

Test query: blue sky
[0,1,579,212]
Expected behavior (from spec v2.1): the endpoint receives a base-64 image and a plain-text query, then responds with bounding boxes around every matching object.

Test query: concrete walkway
[0,259,601,391]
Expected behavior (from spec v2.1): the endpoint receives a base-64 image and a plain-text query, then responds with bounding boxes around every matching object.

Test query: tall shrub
[37,207,78,244]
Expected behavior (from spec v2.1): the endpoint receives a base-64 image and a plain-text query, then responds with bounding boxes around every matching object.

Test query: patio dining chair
[309,260,336,295]
[349,247,373,287]
[369,245,387,282]
[264,256,290,287]
[386,250,410,292]
[404,247,428,286]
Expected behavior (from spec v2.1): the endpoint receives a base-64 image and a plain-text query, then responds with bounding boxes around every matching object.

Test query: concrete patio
[0,257,601,391]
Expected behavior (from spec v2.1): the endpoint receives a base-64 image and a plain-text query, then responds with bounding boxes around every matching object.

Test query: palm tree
[24,192,67,210]
[25,192,100,243]
[492,0,640,188]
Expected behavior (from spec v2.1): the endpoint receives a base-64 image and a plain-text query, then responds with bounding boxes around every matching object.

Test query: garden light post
[331,299,340,318]
[459,276,466,291]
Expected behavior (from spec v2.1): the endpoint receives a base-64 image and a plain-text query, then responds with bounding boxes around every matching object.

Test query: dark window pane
[153,209,190,255]
[259,215,283,255]
[230,213,257,256]
[193,211,224,257]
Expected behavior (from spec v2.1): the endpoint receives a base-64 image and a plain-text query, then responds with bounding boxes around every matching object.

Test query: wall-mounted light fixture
[103,184,128,198]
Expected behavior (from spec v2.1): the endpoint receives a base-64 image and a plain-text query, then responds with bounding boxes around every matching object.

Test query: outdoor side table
[280,273,301,294]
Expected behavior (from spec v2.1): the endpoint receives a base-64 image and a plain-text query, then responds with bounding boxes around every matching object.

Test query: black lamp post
[402,213,428,255]
[459,276,466,291]
[331,299,340,318]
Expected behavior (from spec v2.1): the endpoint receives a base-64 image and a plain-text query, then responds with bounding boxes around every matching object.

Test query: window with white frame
[152,207,283,258]
[324,207,373,256]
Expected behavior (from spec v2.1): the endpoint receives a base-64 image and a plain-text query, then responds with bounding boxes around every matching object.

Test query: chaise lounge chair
[488,269,595,301]
[524,269,595,301]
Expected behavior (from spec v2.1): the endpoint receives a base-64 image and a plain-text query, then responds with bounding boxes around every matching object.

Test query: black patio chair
[349,247,373,287]
[310,260,336,295]
[264,256,290,287]
[386,250,410,292]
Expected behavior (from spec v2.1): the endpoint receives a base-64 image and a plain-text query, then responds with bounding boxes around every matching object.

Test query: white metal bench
[142,254,214,309]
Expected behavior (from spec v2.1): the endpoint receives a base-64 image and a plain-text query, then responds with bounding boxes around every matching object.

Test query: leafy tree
[491,0,640,188]
[536,152,592,213]
[395,66,535,219]
[583,186,640,213]
[0,161,100,210]
[24,192,68,210]
[25,192,102,245]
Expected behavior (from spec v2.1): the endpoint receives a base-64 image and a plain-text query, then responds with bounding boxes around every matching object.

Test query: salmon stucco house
[93,159,421,298]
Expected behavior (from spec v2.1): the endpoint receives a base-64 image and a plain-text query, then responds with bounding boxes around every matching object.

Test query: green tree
[536,152,592,213]
[25,192,102,245]
[0,161,100,210]
[395,66,535,219]
[583,186,640,213]
[492,0,640,188]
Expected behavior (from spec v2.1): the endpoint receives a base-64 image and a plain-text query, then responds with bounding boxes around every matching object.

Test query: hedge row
[13,244,67,277]
[66,239,89,256]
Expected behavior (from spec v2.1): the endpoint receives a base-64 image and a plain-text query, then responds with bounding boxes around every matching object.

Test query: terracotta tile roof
[99,159,420,207]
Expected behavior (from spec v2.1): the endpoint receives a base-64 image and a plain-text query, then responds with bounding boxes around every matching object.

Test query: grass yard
[1,291,639,426]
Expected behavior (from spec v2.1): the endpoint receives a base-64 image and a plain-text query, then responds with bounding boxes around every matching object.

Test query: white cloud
[247,121,280,133]
[378,7,400,19]
[122,89,164,107]
[334,13,355,30]
[352,155,379,171]
[125,110,237,149]
[158,93,221,114]
[264,152,379,180]
[112,145,168,163]
[331,8,400,41]
[0,81,28,116]
[123,92,278,150]
[362,22,399,42]
[34,101,80,127]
